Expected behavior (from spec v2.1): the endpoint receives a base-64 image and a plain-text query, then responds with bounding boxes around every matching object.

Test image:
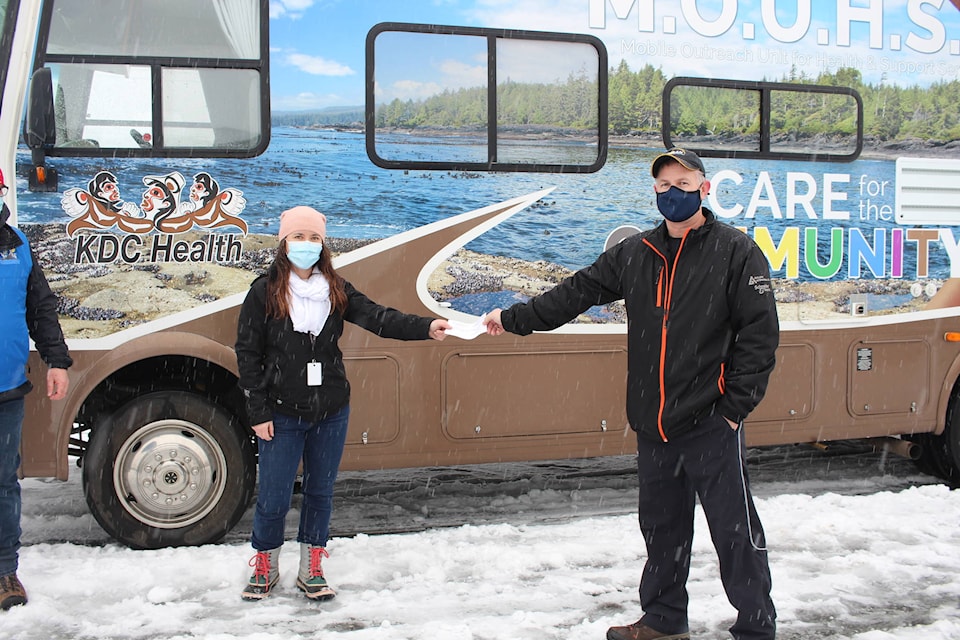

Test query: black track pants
[635,416,777,640]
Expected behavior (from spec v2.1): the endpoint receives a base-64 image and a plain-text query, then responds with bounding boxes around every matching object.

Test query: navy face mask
[656,186,702,222]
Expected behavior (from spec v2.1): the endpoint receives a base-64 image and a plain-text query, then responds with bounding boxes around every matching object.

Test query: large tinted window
[366,23,608,173]
[663,77,863,163]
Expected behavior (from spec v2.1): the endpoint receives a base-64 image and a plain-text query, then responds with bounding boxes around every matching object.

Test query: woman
[235,205,450,601]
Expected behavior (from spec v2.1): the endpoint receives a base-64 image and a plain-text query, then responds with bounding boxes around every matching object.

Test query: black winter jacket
[501,208,779,442]
[235,274,434,426]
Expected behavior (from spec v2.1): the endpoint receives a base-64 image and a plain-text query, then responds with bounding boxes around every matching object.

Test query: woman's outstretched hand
[429,318,453,340]
[483,309,505,336]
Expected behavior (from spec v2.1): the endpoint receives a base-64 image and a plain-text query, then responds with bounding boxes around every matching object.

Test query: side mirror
[23,67,59,192]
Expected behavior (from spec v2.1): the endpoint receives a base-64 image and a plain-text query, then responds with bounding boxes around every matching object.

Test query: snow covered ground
[4,446,960,640]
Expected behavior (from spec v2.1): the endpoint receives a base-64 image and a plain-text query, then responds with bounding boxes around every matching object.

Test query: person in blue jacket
[484,149,779,640]
[0,168,72,611]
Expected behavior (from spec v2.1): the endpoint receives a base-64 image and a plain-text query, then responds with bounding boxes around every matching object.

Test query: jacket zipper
[642,231,690,442]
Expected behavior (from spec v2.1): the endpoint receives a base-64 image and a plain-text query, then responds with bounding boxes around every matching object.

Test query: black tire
[939,389,960,487]
[82,391,256,549]
[906,433,951,479]
[909,390,960,487]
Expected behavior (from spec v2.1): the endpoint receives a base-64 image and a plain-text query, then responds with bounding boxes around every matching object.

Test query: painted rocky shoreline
[22,223,943,339]
[606,133,960,160]
[363,127,960,161]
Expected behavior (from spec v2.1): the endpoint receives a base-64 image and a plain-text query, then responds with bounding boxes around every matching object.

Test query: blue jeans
[0,398,25,577]
[251,405,350,551]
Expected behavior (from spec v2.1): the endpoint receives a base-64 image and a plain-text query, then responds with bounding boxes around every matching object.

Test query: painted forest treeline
[345,62,960,147]
[608,62,960,144]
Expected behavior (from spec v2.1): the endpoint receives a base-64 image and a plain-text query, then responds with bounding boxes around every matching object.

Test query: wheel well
[71,355,248,461]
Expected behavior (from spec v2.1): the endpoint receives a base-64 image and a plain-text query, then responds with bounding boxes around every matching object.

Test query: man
[484,148,779,640]
[0,168,72,610]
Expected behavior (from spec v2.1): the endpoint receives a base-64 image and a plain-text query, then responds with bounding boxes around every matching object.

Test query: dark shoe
[0,573,27,610]
[606,620,690,640]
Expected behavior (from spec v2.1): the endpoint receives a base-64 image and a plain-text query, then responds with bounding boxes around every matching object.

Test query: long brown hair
[264,239,348,319]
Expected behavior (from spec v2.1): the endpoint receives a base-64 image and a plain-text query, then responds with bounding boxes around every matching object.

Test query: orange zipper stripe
[642,231,690,442]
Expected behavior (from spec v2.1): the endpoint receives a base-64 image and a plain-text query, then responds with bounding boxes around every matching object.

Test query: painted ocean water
[16,126,945,281]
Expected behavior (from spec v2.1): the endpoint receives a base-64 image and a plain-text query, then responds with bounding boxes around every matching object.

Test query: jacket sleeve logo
[748,274,771,295]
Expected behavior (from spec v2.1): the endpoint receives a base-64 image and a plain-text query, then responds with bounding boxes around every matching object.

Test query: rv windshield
[34,0,268,157]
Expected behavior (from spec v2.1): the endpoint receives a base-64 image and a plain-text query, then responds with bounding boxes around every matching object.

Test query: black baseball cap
[651,148,706,177]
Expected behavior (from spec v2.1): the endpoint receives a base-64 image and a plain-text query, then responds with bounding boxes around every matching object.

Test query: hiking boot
[241,548,280,601]
[0,573,27,610]
[296,544,336,601]
[606,620,690,640]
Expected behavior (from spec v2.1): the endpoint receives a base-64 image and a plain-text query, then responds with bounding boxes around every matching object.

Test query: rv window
[366,23,608,173]
[664,78,863,163]
[769,90,860,157]
[495,38,602,167]
[48,64,152,149]
[43,64,262,151]
[667,86,760,155]
[33,0,269,158]
[370,31,489,165]
[163,68,262,150]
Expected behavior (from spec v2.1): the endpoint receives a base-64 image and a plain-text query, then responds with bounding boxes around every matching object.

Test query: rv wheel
[82,391,256,549]
[906,433,951,479]
[911,389,960,486]
[940,390,960,486]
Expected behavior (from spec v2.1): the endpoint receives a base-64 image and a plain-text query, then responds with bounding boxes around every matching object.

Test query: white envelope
[445,315,488,340]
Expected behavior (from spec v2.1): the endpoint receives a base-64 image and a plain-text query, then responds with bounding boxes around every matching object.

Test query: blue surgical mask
[656,186,702,222]
[286,240,323,270]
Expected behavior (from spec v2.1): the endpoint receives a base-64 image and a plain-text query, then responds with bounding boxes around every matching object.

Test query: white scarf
[288,270,331,335]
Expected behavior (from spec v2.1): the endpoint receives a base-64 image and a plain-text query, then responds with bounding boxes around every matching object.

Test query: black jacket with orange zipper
[500,208,779,442]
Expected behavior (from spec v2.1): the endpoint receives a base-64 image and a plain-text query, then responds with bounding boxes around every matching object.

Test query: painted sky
[266,0,960,111]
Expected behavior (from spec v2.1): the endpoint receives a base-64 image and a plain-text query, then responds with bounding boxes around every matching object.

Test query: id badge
[307,362,323,386]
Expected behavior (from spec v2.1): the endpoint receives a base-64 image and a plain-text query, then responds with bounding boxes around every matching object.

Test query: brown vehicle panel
[747,319,960,446]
